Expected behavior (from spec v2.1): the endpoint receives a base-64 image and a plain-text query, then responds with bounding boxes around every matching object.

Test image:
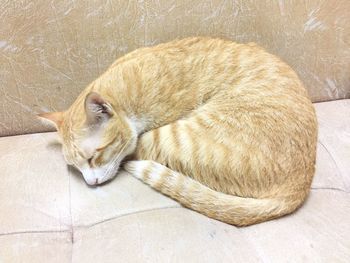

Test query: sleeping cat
[39,37,317,226]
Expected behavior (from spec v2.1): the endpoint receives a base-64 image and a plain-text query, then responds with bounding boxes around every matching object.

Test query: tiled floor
[1,100,350,262]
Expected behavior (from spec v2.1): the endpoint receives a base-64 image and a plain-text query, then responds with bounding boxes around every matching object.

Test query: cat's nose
[83,177,100,186]
[88,178,99,186]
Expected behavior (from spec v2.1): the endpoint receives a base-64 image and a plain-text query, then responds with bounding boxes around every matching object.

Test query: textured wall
[0,0,349,136]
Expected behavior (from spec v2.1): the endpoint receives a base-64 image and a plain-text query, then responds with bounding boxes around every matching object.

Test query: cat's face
[39,92,137,186]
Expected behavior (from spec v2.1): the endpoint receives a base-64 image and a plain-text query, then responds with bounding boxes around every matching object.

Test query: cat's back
[115,37,248,64]
[111,37,314,122]
[114,37,305,95]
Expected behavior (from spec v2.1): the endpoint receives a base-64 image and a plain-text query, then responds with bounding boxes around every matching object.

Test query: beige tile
[314,100,350,129]
[314,100,350,191]
[72,208,259,263]
[70,169,179,227]
[0,133,71,233]
[242,190,350,262]
[312,141,347,191]
[0,232,72,263]
[0,100,349,262]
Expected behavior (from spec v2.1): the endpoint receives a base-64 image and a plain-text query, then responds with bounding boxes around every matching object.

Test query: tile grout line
[311,187,349,194]
[74,205,181,229]
[0,189,346,238]
[70,188,349,230]
[0,206,182,237]
[317,139,344,183]
[68,168,74,263]
[0,229,69,237]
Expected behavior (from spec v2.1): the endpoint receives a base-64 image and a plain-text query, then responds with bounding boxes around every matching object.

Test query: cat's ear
[85,92,113,125]
[37,112,64,130]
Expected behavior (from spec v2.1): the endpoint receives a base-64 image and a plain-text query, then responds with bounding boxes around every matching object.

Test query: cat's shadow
[46,140,62,152]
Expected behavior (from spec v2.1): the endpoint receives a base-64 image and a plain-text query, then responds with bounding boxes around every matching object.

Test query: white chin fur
[78,116,139,186]
[80,163,119,186]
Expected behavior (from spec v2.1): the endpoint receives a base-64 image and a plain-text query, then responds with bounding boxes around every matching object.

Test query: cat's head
[39,92,137,186]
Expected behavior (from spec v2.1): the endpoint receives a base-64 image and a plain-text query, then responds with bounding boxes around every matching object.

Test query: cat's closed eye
[87,157,93,167]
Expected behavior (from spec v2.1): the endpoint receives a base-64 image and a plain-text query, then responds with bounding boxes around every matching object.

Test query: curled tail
[124,160,303,226]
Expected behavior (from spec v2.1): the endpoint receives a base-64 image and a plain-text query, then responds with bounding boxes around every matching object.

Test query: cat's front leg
[131,121,189,172]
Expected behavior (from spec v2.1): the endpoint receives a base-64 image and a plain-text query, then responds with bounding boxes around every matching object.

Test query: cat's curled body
[40,37,317,226]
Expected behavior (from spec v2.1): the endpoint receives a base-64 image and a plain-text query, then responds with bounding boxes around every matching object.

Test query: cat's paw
[124,160,166,185]
[123,160,152,179]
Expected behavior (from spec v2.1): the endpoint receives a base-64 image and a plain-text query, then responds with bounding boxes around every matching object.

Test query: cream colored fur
[39,37,318,226]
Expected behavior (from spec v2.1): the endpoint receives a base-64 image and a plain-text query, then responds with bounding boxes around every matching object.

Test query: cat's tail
[124,160,304,226]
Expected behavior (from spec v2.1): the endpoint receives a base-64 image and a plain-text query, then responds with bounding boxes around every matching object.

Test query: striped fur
[39,37,318,226]
[124,160,299,226]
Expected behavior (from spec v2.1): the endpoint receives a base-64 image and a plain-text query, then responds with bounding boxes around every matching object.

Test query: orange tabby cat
[39,37,317,226]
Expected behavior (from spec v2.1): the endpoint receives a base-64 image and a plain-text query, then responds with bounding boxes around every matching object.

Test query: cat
[39,37,318,226]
